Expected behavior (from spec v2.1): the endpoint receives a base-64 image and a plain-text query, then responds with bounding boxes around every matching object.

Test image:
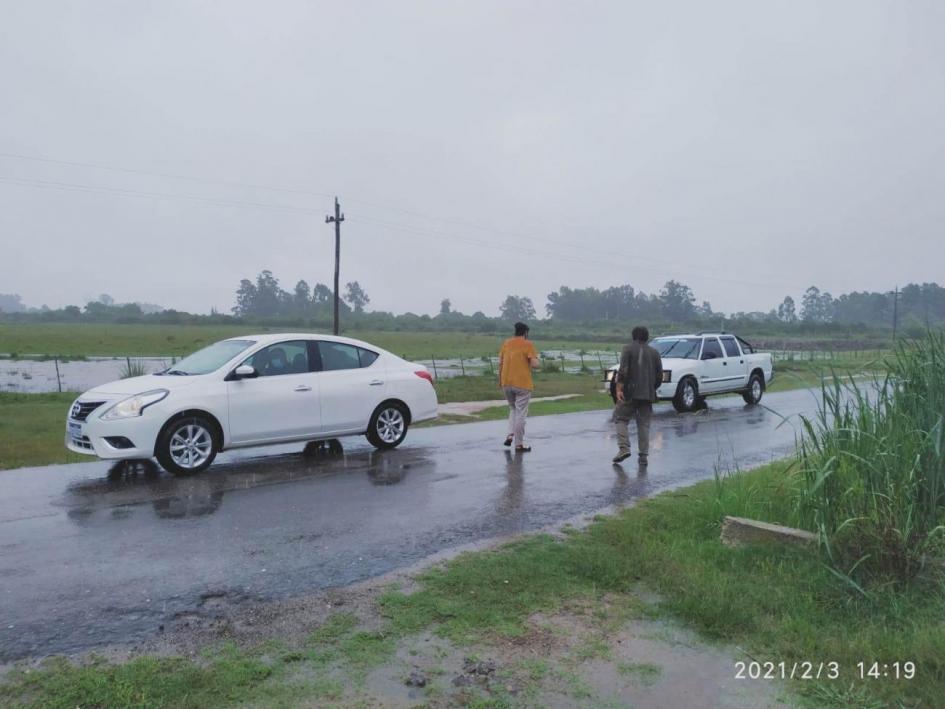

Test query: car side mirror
[230,364,258,380]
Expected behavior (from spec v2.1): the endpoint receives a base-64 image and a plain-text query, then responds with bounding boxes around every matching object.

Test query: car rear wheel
[367,403,408,449]
[156,416,218,475]
[673,378,699,413]
[743,372,765,405]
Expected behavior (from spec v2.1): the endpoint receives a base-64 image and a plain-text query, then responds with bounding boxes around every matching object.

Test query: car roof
[224,333,388,351]
[655,333,734,338]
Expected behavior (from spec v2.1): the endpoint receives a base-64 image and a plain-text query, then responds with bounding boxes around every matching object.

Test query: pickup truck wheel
[673,378,699,413]
[743,373,765,405]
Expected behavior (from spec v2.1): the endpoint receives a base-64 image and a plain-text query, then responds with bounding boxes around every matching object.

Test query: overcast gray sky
[1,0,943,316]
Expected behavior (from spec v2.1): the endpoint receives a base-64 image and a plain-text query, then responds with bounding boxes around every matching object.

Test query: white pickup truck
[605,333,774,413]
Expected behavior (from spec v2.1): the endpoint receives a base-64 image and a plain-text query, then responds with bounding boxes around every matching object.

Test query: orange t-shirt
[499,337,538,390]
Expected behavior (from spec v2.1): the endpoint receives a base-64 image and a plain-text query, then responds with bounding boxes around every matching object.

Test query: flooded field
[0,350,622,393]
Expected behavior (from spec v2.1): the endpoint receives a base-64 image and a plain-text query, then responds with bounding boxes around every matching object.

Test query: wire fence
[0,347,888,394]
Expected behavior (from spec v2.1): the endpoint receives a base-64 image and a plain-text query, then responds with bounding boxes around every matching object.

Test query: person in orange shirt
[498,322,541,451]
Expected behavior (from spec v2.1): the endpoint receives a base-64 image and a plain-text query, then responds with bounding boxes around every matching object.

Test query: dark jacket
[619,340,663,402]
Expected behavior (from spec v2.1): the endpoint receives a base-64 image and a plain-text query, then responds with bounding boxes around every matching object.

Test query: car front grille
[70,401,106,422]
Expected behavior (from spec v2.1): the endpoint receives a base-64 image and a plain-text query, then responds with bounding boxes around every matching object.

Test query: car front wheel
[672,378,699,413]
[367,403,408,449]
[156,416,218,475]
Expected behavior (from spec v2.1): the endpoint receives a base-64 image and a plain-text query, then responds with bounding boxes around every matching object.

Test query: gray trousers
[614,400,653,455]
[504,386,532,447]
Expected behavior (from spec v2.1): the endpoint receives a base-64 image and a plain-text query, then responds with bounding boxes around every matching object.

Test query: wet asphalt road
[0,388,819,661]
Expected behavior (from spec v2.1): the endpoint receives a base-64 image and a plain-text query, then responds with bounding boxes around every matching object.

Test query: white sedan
[65,334,438,475]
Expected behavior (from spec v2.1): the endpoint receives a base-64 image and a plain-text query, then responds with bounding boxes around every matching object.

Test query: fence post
[54,356,62,393]
[460,356,466,377]
[431,356,438,380]
[597,352,604,373]
[579,352,585,370]
[488,357,495,376]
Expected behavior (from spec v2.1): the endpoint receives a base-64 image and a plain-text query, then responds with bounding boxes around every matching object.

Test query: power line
[0,150,818,289]
[0,151,334,199]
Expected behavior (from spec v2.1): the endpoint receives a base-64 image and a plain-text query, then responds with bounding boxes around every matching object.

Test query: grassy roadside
[3,460,940,707]
[0,392,85,470]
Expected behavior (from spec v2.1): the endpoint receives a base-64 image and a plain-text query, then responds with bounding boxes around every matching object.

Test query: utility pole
[891,286,900,341]
[325,197,344,335]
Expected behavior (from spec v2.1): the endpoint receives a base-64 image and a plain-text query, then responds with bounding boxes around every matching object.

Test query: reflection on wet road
[0,388,820,660]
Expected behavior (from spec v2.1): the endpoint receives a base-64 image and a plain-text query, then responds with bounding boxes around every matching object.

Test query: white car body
[605,333,774,411]
[65,333,438,472]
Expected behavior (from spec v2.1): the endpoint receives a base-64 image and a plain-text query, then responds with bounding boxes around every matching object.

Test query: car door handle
[723,362,728,366]
[368,380,384,386]
[294,385,312,392]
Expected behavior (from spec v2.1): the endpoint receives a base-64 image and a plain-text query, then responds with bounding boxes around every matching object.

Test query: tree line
[2,275,944,337]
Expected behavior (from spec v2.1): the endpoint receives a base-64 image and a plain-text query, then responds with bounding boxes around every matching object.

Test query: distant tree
[499,295,536,322]
[658,280,697,320]
[232,279,257,317]
[440,298,452,315]
[0,293,25,313]
[777,296,797,323]
[801,286,835,323]
[312,283,333,304]
[253,270,288,317]
[63,305,82,319]
[344,281,370,313]
[293,280,311,314]
[98,293,114,306]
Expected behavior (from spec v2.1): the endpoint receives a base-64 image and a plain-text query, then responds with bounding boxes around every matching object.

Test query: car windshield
[162,339,255,375]
[652,337,702,359]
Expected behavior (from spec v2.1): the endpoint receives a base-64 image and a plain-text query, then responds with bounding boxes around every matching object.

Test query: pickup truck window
[720,337,741,358]
[736,336,755,354]
[652,337,701,360]
[701,338,723,360]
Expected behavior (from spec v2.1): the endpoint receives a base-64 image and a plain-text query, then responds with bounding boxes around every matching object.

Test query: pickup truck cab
[605,333,774,413]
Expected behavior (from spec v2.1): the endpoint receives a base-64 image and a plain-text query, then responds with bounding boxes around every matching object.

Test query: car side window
[701,338,723,360]
[736,336,755,354]
[244,340,310,377]
[358,348,379,367]
[318,342,362,371]
[720,337,741,358]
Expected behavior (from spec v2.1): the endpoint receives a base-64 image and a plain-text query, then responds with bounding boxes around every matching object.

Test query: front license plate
[68,421,82,438]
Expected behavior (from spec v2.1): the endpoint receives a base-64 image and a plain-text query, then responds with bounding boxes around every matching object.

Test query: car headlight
[662,370,672,383]
[100,389,169,420]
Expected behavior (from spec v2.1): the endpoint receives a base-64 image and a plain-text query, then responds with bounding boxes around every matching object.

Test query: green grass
[433,371,606,404]
[0,322,625,359]
[3,461,942,707]
[0,392,83,470]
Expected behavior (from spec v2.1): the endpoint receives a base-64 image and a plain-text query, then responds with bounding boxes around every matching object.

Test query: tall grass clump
[797,331,945,582]
[119,358,147,379]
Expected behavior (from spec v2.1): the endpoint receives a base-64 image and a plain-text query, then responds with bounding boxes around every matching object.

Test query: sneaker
[612,450,631,463]
[503,435,513,447]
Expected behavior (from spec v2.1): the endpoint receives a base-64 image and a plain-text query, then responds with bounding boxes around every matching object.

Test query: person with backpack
[613,326,663,465]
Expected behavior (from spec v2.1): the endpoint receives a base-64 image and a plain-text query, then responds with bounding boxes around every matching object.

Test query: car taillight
[414,370,434,384]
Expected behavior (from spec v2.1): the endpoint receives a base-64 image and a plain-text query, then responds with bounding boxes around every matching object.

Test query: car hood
[81,373,204,397]
[607,357,697,371]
